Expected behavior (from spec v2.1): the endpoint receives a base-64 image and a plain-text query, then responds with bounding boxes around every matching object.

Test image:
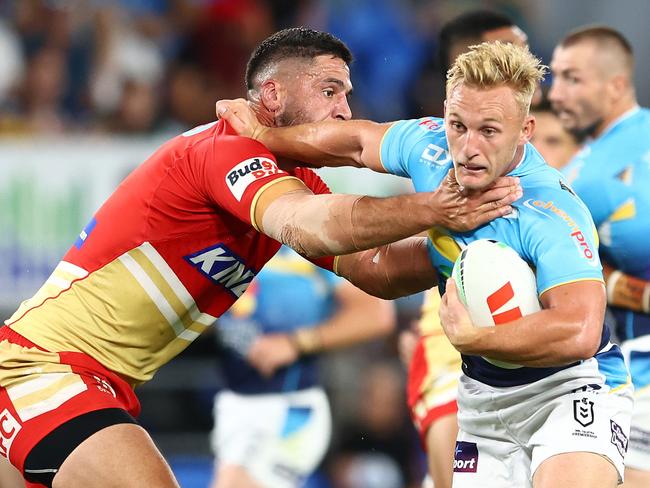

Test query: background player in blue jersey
[216,41,632,488]
[550,25,650,488]
[210,246,394,488]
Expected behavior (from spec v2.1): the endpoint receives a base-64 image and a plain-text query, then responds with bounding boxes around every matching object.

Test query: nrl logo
[573,397,595,427]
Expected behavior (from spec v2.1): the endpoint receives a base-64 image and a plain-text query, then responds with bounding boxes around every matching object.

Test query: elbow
[571,322,602,361]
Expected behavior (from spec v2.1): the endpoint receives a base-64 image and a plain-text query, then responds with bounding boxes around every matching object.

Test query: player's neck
[594,95,638,138]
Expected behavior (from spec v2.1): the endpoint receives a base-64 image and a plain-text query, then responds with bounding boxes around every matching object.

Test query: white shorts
[621,336,650,470]
[453,361,634,488]
[626,385,650,470]
[211,387,331,488]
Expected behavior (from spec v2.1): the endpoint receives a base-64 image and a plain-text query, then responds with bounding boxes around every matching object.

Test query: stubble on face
[275,56,352,127]
[445,84,525,190]
[550,43,607,138]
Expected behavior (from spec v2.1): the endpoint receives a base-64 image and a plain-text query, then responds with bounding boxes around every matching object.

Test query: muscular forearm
[291,289,395,355]
[336,237,438,299]
[262,191,447,258]
[459,309,603,367]
[259,119,387,169]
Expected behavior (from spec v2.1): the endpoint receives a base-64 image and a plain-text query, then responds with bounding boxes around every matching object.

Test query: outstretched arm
[335,236,437,299]
[255,176,521,258]
[217,98,388,171]
[246,280,396,377]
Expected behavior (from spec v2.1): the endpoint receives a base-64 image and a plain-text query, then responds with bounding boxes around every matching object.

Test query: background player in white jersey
[211,246,395,488]
[550,25,650,488]
[216,41,632,488]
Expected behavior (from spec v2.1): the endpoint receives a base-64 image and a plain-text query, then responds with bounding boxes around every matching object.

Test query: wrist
[290,327,323,355]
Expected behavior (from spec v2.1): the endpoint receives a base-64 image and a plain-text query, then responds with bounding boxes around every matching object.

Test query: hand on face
[439,278,481,352]
[431,169,522,232]
[215,98,268,140]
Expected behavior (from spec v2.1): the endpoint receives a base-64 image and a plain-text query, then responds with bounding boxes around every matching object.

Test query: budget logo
[453,441,478,473]
[226,157,283,201]
[0,409,21,458]
[185,244,255,298]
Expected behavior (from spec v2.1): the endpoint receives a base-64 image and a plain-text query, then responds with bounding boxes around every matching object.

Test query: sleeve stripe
[249,176,303,232]
[378,121,400,173]
[538,277,605,297]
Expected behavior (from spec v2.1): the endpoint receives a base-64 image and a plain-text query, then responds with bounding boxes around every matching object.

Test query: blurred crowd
[0,0,529,137]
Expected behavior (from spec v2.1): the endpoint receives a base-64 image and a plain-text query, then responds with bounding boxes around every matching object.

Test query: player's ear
[520,115,535,145]
[607,74,628,102]
[259,79,282,113]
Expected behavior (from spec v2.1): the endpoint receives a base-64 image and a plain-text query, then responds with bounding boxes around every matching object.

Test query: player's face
[549,43,609,135]
[277,55,352,126]
[445,83,533,190]
[531,111,580,170]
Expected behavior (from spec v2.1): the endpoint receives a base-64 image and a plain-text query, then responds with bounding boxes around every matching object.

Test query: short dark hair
[559,25,634,77]
[245,27,353,91]
[438,10,515,73]
[559,24,632,55]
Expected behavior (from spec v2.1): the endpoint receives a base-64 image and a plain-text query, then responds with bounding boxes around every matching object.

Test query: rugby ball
[451,239,541,369]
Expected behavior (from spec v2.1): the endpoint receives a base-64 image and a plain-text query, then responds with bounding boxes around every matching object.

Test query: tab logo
[185,244,256,298]
[453,441,478,473]
[226,157,283,201]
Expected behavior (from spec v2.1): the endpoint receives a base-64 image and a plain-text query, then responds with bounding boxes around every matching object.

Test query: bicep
[540,280,606,327]
[357,121,392,172]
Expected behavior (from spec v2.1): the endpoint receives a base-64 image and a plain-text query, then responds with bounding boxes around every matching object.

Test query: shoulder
[517,181,593,233]
[384,117,447,145]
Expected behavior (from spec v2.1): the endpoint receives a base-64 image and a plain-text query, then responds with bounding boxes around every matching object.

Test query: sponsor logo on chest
[226,157,283,201]
[185,244,256,298]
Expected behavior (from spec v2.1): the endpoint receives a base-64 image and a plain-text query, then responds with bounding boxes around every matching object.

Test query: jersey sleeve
[292,167,331,195]
[380,117,448,177]
[195,134,300,225]
[520,187,604,295]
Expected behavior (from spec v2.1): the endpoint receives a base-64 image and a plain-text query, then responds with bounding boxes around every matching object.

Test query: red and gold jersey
[5,120,331,386]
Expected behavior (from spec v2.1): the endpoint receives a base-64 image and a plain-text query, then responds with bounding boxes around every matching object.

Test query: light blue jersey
[216,245,343,394]
[562,107,650,390]
[381,117,626,387]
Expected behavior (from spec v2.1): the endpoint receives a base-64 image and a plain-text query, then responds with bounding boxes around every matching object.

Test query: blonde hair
[446,41,546,114]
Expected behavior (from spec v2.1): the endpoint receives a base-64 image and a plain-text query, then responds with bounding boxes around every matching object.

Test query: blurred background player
[550,25,650,488]
[530,95,582,170]
[210,245,395,488]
